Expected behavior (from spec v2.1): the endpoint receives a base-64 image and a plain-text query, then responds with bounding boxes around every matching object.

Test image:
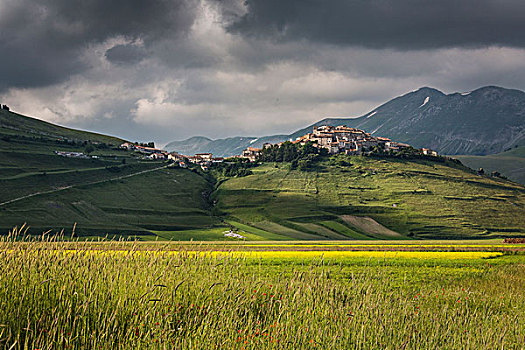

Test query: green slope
[2,108,524,241]
[0,109,223,238]
[0,165,219,237]
[455,146,525,185]
[0,135,221,237]
[0,109,124,145]
[215,156,525,240]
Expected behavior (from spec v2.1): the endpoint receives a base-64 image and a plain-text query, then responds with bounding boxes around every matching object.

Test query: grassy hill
[1,108,524,241]
[0,109,124,145]
[214,156,525,240]
[455,146,525,185]
[0,109,221,238]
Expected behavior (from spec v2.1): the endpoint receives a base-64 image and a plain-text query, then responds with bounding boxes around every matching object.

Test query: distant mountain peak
[414,86,442,94]
[165,85,525,157]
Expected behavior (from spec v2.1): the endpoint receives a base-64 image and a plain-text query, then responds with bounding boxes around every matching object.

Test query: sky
[2,0,525,144]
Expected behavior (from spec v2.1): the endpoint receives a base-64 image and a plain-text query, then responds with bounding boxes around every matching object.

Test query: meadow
[456,146,525,185]
[1,234,524,349]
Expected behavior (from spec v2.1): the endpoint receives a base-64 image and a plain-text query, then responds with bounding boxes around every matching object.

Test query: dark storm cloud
[105,44,147,65]
[0,0,198,91]
[228,0,525,49]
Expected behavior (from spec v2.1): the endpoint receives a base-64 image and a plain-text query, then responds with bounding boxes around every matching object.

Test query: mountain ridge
[166,85,525,157]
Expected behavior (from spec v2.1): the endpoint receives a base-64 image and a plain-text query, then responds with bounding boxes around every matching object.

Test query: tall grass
[1,231,524,349]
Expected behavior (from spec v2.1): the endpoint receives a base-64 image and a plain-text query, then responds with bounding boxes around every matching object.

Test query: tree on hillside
[84,144,95,154]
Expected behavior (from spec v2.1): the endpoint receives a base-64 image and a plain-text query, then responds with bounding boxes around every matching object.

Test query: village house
[54,151,90,159]
[421,148,438,156]
[147,152,167,160]
[185,153,215,165]
[195,153,213,161]
[136,146,160,154]
[119,142,136,150]
[167,152,184,162]
[241,147,262,162]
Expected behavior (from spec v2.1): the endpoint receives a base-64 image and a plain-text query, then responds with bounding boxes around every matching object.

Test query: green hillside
[455,146,525,185]
[0,109,124,145]
[0,110,222,238]
[1,109,524,240]
[215,156,525,240]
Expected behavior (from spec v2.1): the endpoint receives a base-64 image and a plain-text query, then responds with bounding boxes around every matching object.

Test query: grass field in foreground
[1,238,524,349]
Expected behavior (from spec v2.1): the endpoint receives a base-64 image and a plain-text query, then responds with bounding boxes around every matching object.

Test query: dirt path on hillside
[0,165,168,207]
[341,215,402,238]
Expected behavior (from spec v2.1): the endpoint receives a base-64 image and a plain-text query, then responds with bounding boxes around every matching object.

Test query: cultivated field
[1,235,524,349]
[216,158,525,240]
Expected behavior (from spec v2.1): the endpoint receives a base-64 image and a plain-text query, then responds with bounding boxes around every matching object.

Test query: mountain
[165,134,289,157]
[166,86,525,157]
[311,86,525,155]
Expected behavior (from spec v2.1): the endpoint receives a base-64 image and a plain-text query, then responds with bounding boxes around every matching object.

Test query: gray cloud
[228,0,525,49]
[0,0,198,91]
[2,0,525,144]
[105,44,147,65]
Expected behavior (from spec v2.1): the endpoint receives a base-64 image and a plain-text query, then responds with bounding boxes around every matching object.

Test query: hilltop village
[116,125,438,169]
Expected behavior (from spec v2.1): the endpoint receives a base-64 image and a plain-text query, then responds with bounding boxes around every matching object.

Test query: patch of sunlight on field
[237,244,522,248]
[203,251,504,259]
[10,249,503,260]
